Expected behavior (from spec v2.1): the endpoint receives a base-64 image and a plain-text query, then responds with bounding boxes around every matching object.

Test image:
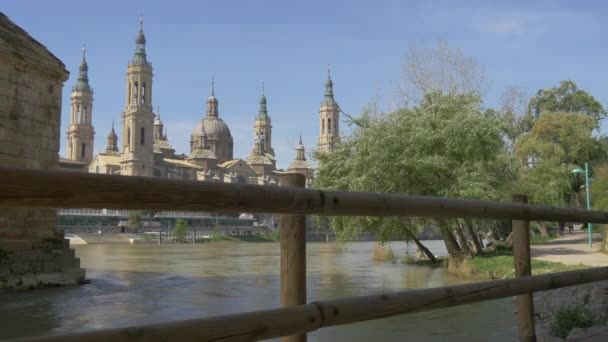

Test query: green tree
[590,165,608,252]
[516,112,597,167]
[528,80,606,126]
[514,112,599,236]
[172,219,187,242]
[127,210,142,231]
[315,92,509,258]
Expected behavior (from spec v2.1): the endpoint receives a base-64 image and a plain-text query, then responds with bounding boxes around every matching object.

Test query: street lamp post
[572,162,592,248]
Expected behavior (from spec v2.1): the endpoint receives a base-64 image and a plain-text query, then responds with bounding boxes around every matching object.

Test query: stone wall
[0,13,84,291]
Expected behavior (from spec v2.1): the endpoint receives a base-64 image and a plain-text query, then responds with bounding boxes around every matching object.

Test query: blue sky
[3,1,607,168]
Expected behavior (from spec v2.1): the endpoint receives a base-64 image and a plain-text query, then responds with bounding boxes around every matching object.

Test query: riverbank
[407,229,608,340]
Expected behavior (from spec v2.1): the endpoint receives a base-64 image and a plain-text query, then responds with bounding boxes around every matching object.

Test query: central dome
[192,117,233,140]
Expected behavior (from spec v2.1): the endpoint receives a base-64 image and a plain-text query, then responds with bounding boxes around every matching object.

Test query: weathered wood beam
[1,167,608,223]
[17,267,608,342]
[280,173,308,342]
[512,195,536,341]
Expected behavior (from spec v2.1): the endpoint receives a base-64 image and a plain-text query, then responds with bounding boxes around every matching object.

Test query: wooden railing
[2,167,608,342]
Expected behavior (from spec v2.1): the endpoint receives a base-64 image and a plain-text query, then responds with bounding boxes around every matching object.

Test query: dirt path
[531,229,607,266]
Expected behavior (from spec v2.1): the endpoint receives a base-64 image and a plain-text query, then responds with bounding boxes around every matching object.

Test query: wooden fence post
[280,173,307,342]
[512,194,536,342]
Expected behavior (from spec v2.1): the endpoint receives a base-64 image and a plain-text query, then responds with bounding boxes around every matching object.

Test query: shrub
[550,304,594,338]
[372,243,397,262]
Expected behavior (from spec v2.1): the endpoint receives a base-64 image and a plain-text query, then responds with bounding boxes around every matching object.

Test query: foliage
[516,112,597,166]
[513,161,573,207]
[550,305,594,338]
[528,80,606,126]
[513,112,600,208]
[127,210,142,231]
[315,92,508,257]
[589,165,608,252]
[172,219,187,242]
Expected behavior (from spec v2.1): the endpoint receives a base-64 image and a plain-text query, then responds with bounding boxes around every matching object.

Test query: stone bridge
[0,13,84,291]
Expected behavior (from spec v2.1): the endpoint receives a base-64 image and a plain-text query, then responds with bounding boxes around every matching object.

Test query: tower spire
[132,17,148,65]
[323,64,336,105]
[73,45,91,92]
[299,132,302,145]
[258,82,268,120]
[206,78,219,117]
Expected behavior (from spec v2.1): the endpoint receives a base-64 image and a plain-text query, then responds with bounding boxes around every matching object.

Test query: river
[0,241,516,341]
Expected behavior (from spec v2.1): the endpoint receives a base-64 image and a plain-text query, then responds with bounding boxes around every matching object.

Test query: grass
[550,305,594,338]
[447,246,589,280]
[530,234,557,244]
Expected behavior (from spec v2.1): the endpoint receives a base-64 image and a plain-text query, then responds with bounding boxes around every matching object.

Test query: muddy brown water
[0,241,516,341]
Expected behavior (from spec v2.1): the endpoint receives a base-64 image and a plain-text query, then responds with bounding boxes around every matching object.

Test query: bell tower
[317,65,340,153]
[120,18,154,177]
[254,84,274,155]
[66,46,95,163]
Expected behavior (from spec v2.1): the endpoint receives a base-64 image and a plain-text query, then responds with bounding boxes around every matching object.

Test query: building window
[322,119,325,133]
[81,143,86,158]
[128,82,132,103]
[328,118,332,133]
[133,81,138,101]
[127,127,131,146]
[141,127,145,145]
[141,83,146,104]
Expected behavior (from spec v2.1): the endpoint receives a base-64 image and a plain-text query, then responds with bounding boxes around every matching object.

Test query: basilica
[59,20,341,187]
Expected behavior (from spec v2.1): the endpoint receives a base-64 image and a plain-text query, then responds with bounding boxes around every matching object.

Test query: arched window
[321,119,325,133]
[328,118,332,133]
[83,106,87,124]
[76,105,80,123]
[140,127,145,145]
[133,82,138,101]
[127,127,131,146]
[141,83,146,104]
[81,143,86,158]
[128,82,132,103]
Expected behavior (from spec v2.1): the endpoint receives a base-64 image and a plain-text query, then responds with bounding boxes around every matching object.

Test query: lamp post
[572,162,592,248]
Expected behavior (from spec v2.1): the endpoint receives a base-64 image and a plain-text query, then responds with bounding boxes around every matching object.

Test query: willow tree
[315,92,508,259]
[514,112,598,235]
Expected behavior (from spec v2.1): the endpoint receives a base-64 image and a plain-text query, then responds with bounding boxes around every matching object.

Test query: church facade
[60,20,340,187]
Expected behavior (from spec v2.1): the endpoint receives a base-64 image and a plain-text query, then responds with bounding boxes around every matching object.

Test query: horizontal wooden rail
[1,167,608,222]
[15,267,608,342]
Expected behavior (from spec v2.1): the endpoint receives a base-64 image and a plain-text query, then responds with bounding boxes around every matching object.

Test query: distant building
[60,19,342,186]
